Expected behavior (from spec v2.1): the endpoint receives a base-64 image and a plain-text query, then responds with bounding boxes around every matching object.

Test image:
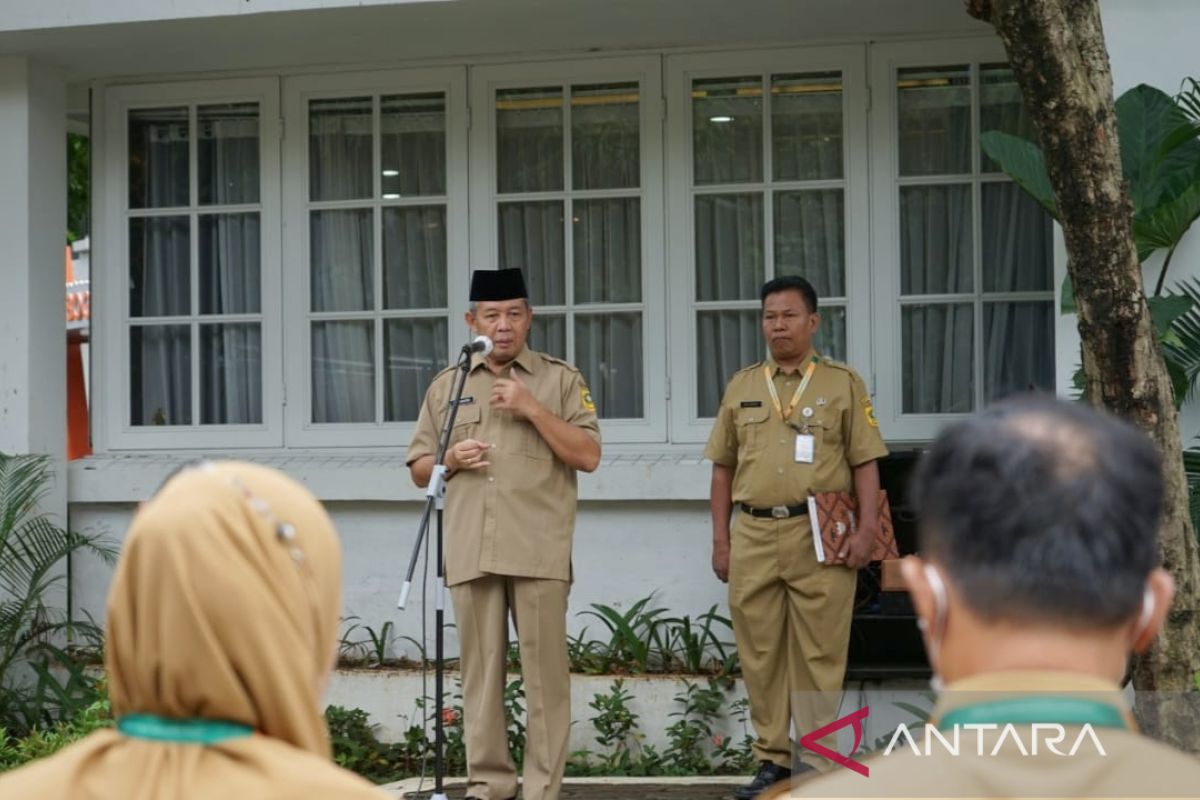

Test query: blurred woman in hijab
[0,461,390,799]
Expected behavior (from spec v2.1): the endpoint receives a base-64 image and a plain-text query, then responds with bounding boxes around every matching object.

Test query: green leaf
[1133,177,1200,260]
[1116,84,1193,214]
[1061,274,1076,314]
[1148,295,1194,337]
[1162,279,1200,407]
[979,131,1058,219]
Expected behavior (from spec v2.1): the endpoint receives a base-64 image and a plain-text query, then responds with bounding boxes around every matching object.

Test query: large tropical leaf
[1134,177,1200,262]
[1183,445,1200,543]
[1163,278,1200,408]
[979,131,1058,219]
[1116,84,1196,216]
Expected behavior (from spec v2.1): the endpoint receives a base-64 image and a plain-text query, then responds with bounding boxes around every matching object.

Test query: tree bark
[967,0,1200,745]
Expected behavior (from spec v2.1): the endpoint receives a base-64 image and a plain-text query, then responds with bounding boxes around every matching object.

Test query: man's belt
[740,503,808,519]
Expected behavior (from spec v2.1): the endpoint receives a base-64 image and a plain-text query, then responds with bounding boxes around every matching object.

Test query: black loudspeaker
[846,449,930,681]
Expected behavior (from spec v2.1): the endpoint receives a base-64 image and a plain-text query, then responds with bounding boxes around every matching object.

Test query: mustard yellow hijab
[0,461,389,799]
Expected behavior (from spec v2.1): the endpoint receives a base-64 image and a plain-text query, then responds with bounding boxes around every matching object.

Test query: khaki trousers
[728,512,857,771]
[450,575,570,800]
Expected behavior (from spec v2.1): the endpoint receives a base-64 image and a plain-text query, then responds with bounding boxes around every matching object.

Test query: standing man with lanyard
[705,275,888,799]
[407,268,601,800]
[795,395,1200,798]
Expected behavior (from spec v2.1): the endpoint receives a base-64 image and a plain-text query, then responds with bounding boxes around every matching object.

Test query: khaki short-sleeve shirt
[704,353,888,507]
[407,347,601,586]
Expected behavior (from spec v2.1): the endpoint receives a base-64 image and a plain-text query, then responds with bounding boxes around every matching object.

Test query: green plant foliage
[0,453,116,736]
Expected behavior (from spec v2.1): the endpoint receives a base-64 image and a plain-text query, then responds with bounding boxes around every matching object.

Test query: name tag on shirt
[795,434,815,464]
[740,400,763,408]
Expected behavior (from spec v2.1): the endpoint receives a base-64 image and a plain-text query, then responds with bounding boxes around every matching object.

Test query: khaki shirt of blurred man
[789,394,1200,800]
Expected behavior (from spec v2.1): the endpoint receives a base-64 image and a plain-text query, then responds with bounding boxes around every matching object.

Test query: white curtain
[308,95,449,423]
[495,86,646,419]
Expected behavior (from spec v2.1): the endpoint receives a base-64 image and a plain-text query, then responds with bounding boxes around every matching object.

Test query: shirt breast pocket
[811,410,843,449]
[449,404,481,447]
[735,407,769,458]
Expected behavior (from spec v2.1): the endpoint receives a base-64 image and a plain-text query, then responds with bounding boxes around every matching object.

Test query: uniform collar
[471,345,537,375]
[932,670,1134,731]
[766,349,820,376]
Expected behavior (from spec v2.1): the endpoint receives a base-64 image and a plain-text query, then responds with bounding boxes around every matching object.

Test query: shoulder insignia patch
[865,404,879,428]
[581,388,597,412]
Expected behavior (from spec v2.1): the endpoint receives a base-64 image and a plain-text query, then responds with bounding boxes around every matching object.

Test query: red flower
[712,734,726,747]
[441,708,459,726]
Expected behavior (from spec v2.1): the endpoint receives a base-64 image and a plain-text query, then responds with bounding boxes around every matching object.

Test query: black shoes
[734,760,792,800]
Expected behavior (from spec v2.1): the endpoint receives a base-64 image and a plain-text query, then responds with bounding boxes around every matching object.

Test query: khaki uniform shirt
[795,671,1200,799]
[407,347,601,586]
[704,353,888,507]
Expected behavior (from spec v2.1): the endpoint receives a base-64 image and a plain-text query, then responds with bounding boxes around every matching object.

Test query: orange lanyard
[763,356,818,425]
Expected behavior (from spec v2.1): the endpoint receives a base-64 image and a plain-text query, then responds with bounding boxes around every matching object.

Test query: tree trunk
[967,0,1200,746]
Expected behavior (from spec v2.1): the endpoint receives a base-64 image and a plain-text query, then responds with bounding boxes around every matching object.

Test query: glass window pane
[573,198,641,304]
[980,64,1038,173]
[696,309,761,418]
[982,182,1053,292]
[129,107,189,209]
[898,66,971,176]
[900,185,974,295]
[497,87,563,193]
[575,313,643,419]
[381,93,446,197]
[774,189,845,298]
[385,318,449,422]
[984,301,1055,402]
[814,305,846,363]
[498,201,565,305]
[309,97,373,201]
[311,209,373,312]
[902,304,974,414]
[130,216,190,317]
[693,76,763,185]
[530,315,566,359]
[772,72,843,181]
[572,83,640,190]
[131,325,191,426]
[383,206,447,309]
[695,194,763,301]
[312,321,375,423]
[200,213,260,314]
[198,103,260,205]
[200,323,262,424]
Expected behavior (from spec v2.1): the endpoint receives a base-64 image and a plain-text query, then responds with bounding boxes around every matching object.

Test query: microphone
[461,335,493,356]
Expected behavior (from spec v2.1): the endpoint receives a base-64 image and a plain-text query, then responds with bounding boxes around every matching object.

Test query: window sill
[67,450,716,504]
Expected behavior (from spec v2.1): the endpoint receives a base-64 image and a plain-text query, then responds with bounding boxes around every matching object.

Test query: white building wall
[71,499,721,661]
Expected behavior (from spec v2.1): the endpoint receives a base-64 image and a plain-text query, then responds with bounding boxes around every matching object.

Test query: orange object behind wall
[66,245,91,460]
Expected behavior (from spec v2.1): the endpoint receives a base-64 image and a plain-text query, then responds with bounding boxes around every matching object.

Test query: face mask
[1134,586,1155,643]
[920,563,949,692]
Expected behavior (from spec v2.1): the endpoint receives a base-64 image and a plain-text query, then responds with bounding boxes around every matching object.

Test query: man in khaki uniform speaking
[407,268,601,800]
[705,275,888,799]
[793,395,1200,799]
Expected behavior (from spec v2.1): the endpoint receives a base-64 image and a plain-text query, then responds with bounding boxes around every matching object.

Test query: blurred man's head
[760,275,820,366]
[902,394,1174,685]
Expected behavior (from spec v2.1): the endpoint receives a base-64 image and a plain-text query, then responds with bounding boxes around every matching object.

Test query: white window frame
[467,56,667,445]
[665,46,872,444]
[282,67,469,448]
[869,38,1057,442]
[96,78,283,451]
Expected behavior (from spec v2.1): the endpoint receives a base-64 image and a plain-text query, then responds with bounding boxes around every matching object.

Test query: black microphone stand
[399,344,475,800]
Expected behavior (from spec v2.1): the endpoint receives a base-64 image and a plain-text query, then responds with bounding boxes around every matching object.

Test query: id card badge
[794,433,815,464]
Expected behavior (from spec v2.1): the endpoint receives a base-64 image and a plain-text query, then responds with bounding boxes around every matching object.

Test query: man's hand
[712,540,730,583]
[446,438,491,471]
[491,371,540,420]
[835,519,877,569]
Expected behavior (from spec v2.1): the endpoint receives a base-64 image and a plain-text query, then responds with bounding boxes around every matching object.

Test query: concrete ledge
[67,451,713,503]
